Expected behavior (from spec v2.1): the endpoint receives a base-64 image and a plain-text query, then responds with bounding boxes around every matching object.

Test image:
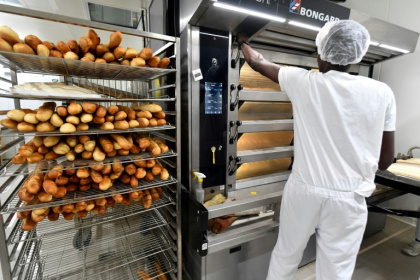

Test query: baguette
[142,189,152,209]
[98,135,113,153]
[139,47,153,60]
[136,110,152,119]
[153,138,169,153]
[107,105,119,115]
[110,134,133,150]
[105,115,115,122]
[114,120,129,130]
[0,118,18,129]
[27,152,44,163]
[56,106,68,117]
[0,25,21,46]
[150,188,160,201]
[52,186,67,198]
[135,168,146,179]
[67,39,79,54]
[130,175,138,188]
[131,103,162,113]
[0,38,12,52]
[93,146,106,162]
[80,113,93,123]
[117,149,130,156]
[13,43,35,55]
[99,122,114,130]
[43,136,60,147]
[91,169,103,183]
[87,29,100,51]
[108,31,123,49]
[7,109,26,122]
[42,41,54,50]
[147,138,161,156]
[22,215,37,231]
[76,123,89,131]
[65,135,78,147]
[17,122,36,132]
[82,102,98,114]
[12,154,27,164]
[36,121,56,132]
[158,57,170,69]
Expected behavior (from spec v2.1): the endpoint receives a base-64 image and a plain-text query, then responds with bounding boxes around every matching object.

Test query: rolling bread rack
[0,4,181,280]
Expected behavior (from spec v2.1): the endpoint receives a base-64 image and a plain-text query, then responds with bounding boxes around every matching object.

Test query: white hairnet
[316,20,370,66]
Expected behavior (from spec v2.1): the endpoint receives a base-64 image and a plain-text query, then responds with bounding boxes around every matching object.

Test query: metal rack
[0,4,181,280]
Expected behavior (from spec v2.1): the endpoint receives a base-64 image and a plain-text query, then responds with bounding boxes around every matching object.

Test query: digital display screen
[204,82,223,114]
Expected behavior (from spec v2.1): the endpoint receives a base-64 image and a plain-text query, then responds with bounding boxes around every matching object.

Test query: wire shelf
[25,251,175,280]
[0,92,176,103]
[10,204,174,245]
[0,149,177,177]
[20,223,175,280]
[0,51,176,80]
[0,177,176,214]
[0,124,176,138]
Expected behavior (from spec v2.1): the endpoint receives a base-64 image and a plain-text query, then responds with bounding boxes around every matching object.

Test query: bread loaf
[139,47,153,60]
[17,122,36,132]
[113,46,125,59]
[131,103,162,113]
[130,57,146,67]
[0,26,21,46]
[79,36,93,53]
[124,47,138,59]
[60,123,76,133]
[147,56,160,68]
[56,41,71,54]
[159,57,170,68]
[17,38,41,52]
[87,29,100,51]
[36,44,50,57]
[64,51,79,60]
[36,122,55,132]
[1,118,18,129]
[49,50,63,58]
[67,39,79,54]
[108,31,122,49]
[0,38,12,52]
[24,35,42,52]
[95,44,109,56]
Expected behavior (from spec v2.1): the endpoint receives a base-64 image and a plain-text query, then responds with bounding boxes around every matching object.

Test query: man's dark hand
[236,32,249,44]
[208,214,236,234]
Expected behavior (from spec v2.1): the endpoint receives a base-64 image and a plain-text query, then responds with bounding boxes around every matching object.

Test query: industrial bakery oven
[179,1,419,280]
[0,4,181,280]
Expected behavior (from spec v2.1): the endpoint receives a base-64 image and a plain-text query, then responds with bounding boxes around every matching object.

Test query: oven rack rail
[0,124,176,138]
[19,225,176,280]
[8,203,175,245]
[0,149,177,177]
[25,250,176,280]
[0,177,177,214]
[0,51,176,81]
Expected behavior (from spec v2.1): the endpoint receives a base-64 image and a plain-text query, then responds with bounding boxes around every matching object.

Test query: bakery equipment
[179,1,419,279]
[0,4,181,280]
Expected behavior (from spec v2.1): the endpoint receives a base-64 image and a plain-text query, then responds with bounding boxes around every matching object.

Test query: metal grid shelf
[9,205,174,245]
[0,92,176,103]
[0,124,176,138]
[0,51,176,80]
[25,251,175,280]
[19,223,175,280]
[0,149,177,177]
[0,177,176,214]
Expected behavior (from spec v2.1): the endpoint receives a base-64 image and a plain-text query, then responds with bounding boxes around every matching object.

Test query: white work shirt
[278,67,396,197]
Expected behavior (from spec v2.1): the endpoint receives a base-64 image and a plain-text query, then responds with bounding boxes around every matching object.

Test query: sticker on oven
[192,69,203,81]
[202,243,208,250]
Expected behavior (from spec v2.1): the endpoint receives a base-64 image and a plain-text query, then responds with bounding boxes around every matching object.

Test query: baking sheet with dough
[239,102,293,121]
[236,158,292,180]
[237,131,294,151]
[387,162,420,180]
[239,62,281,91]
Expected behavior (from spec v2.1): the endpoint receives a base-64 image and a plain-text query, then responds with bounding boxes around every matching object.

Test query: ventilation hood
[180,0,419,65]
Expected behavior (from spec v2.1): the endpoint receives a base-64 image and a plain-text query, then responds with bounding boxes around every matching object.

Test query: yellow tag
[251,192,257,195]
[211,146,216,164]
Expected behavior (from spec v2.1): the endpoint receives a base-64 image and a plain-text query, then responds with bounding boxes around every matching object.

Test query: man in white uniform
[237,20,396,279]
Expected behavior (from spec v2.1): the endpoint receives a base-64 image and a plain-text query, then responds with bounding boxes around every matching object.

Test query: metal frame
[0,4,182,280]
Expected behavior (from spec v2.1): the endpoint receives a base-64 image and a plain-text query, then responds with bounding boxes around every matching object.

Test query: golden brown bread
[65,135,78,147]
[149,118,158,127]
[139,47,153,60]
[7,109,26,122]
[157,119,167,126]
[56,41,71,54]
[49,50,63,58]
[44,151,60,161]
[66,115,80,125]
[83,52,95,61]
[95,106,107,118]
[67,39,79,54]
[0,26,21,46]
[114,120,129,130]
[95,44,110,56]
[22,216,37,231]
[77,123,89,131]
[108,31,123,50]
[27,152,44,163]
[13,43,35,54]
[159,57,170,68]
[102,52,115,62]
[42,41,54,50]
[0,38,12,52]
[147,56,160,68]
[50,113,64,127]
[82,102,97,114]
[124,47,138,59]
[115,111,127,121]
[131,103,162,113]
[130,57,146,67]
[64,51,79,60]
[24,35,42,52]
[37,43,50,57]
[1,118,18,129]
[79,36,93,53]
[68,102,83,115]
[87,29,100,51]
[36,121,56,132]
[60,123,76,133]
[17,122,36,132]
[74,143,84,153]
[53,142,70,155]
[121,59,130,65]
[52,186,66,199]
[56,106,68,117]
[113,46,125,59]
[43,136,60,147]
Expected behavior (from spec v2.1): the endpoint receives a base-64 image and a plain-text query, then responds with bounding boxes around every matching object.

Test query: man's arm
[237,34,280,83]
[378,131,395,170]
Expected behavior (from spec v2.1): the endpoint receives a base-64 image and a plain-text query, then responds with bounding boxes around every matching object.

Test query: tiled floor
[295,216,420,280]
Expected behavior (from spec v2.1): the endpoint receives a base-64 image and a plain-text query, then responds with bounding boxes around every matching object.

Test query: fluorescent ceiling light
[379,44,410,54]
[289,21,321,31]
[370,41,380,46]
[213,2,286,23]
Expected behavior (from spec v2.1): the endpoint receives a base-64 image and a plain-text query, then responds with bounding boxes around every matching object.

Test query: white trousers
[267,175,368,280]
